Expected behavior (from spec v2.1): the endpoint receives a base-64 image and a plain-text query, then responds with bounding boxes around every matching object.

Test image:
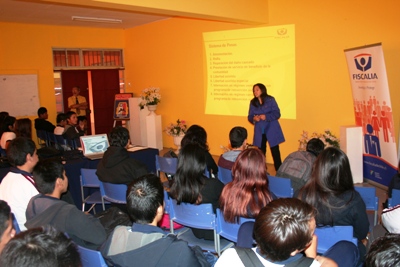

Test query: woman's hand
[253,115,261,122]
[259,114,266,121]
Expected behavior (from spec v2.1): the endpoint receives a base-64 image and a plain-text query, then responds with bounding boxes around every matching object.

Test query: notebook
[80,134,109,160]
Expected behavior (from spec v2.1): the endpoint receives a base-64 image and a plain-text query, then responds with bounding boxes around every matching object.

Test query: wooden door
[91,69,120,135]
[61,70,91,134]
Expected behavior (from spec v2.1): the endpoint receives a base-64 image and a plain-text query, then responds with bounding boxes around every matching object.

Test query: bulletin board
[0,74,40,116]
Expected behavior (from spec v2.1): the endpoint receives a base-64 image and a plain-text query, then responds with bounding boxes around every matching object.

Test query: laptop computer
[80,134,109,160]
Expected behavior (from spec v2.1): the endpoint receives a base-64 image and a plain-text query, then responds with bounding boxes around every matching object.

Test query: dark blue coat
[247,96,285,148]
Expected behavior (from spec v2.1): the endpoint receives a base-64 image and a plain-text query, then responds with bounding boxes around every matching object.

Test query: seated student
[25,159,106,250]
[62,111,84,141]
[0,200,16,253]
[101,174,210,267]
[54,113,67,135]
[78,115,88,135]
[0,226,81,267]
[97,126,148,185]
[181,125,218,178]
[15,118,32,139]
[0,116,16,150]
[170,143,224,240]
[218,126,248,170]
[0,137,39,231]
[365,234,400,267]
[34,107,56,133]
[216,198,359,267]
[276,138,325,191]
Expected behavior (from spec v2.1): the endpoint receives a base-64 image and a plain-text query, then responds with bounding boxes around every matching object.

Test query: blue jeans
[324,241,360,267]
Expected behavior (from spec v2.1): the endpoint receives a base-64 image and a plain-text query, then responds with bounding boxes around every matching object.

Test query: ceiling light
[71,16,122,24]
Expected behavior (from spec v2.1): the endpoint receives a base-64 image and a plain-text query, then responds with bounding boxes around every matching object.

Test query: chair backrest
[11,213,21,234]
[354,186,379,225]
[46,132,57,146]
[388,189,400,208]
[80,168,101,188]
[236,221,255,248]
[55,134,67,146]
[77,245,107,267]
[155,155,178,176]
[164,190,170,214]
[268,175,294,198]
[218,166,233,184]
[314,226,358,254]
[36,130,48,146]
[99,181,127,204]
[168,198,215,230]
[216,209,254,243]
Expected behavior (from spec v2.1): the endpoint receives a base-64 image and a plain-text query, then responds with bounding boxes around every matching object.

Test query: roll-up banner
[344,43,397,186]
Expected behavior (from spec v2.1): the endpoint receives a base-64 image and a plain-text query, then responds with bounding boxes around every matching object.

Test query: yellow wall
[1,0,399,161]
[124,1,400,161]
[0,22,124,138]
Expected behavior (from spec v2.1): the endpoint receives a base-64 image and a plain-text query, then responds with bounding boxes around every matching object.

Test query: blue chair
[168,199,234,256]
[354,186,379,226]
[46,132,57,147]
[268,175,294,198]
[99,181,127,210]
[314,226,358,254]
[216,209,254,243]
[80,168,108,213]
[77,245,107,267]
[236,221,255,248]
[155,155,178,177]
[218,166,232,184]
[36,129,48,147]
[11,213,20,234]
[388,189,400,208]
[55,134,67,150]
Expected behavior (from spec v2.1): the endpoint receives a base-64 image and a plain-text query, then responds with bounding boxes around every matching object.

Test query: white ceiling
[0,0,171,29]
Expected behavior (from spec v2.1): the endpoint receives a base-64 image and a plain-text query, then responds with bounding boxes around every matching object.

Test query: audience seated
[34,107,55,133]
[169,143,224,240]
[216,198,357,267]
[219,148,275,223]
[181,125,218,177]
[25,159,106,250]
[365,234,400,267]
[0,200,16,253]
[385,159,400,207]
[54,113,67,135]
[15,118,32,139]
[0,137,39,230]
[276,138,325,191]
[218,126,248,170]
[0,116,16,150]
[296,147,369,264]
[78,115,88,135]
[96,126,148,185]
[0,226,81,267]
[101,174,210,267]
[62,111,84,140]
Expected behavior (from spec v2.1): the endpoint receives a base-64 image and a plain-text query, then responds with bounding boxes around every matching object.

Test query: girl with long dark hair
[297,147,369,261]
[170,143,224,239]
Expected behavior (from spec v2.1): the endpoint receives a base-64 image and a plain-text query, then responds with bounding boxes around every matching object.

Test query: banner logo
[354,53,372,71]
[352,53,377,80]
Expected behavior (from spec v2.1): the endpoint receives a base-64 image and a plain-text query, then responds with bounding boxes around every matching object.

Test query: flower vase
[146,105,157,116]
[173,134,184,154]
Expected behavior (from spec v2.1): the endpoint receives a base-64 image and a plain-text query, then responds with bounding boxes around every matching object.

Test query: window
[53,49,124,69]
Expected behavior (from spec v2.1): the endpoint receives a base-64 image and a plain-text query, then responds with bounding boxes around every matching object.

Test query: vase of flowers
[138,87,161,115]
[298,129,340,151]
[165,119,187,153]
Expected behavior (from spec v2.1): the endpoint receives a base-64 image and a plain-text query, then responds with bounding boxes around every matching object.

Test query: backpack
[234,247,314,267]
[276,151,316,182]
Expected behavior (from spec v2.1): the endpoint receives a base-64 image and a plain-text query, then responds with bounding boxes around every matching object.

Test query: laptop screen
[80,134,109,155]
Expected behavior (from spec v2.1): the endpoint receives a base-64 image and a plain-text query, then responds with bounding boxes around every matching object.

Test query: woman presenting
[248,83,284,171]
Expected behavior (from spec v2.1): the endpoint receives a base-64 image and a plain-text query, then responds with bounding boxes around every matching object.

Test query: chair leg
[102,199,105,211]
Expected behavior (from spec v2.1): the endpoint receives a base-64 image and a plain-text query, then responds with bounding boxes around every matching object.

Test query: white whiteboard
[0,74,40,116]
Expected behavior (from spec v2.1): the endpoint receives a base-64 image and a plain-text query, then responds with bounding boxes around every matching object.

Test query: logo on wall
[354,53,372,71]
[277,28,287,35]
